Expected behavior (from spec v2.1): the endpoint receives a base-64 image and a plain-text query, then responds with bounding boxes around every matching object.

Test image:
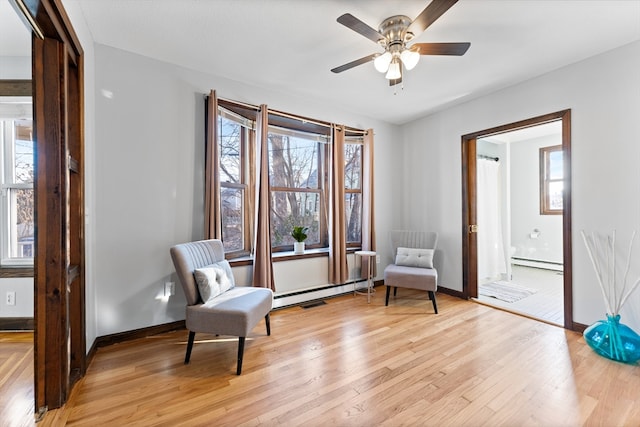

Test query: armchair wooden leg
[237,337,246,375]
[429,291,438,314]
[394,287,398,296]
[185,331,196,364]
[385,286,391,306]
[265,313,271,336]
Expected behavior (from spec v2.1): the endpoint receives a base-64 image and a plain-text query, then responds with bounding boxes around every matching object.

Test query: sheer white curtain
[477,158,507,283]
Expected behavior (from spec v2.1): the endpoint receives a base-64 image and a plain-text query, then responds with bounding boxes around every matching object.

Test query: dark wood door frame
[461,110,574,330]
[12,0,86,414]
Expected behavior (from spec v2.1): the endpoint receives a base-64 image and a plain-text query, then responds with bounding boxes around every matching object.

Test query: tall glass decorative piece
[582,230,640,364]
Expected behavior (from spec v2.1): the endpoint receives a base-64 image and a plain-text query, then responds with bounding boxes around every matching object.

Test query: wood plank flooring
[4,291,640,426]
[0,332,34,427]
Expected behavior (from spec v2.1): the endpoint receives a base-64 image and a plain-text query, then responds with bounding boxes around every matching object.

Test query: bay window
[207,93,374,273]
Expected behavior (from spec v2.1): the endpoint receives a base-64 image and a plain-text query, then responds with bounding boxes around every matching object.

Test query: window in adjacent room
[268,126,329,252]
[540,144,563,215]
[0,99,34,265]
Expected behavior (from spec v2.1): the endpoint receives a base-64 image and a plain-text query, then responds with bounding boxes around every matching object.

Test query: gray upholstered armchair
[170,239,273,375]
[383,231,439,313]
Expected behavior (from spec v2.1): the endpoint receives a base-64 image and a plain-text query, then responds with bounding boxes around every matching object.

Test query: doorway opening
[461,110,574,329]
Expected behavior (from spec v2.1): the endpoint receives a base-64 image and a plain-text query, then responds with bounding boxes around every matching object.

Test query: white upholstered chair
[170,239,273,375]
[383,231,439,313]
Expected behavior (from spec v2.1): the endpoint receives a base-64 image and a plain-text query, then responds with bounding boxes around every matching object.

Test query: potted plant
[291,226,309,254]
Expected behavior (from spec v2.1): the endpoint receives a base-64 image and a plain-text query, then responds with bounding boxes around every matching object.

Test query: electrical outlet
[376,255,381,264]
[6,291,15,306]
[164,282,175,296]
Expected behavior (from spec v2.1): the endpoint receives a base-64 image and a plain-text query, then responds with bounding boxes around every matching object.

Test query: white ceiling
[6,1,640,124]
[0,1,31,56]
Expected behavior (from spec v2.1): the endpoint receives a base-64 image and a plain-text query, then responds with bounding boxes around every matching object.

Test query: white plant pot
[294,242,305,254]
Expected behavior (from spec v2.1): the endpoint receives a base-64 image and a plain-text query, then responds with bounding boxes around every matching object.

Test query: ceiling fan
[330,0,470,86]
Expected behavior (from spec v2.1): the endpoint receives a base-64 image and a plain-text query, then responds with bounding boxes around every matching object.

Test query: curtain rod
[343,127,368,135]
[209,93,367,134]
[268,108,332,129]
[216,96,260,111]
[478,154,499,162]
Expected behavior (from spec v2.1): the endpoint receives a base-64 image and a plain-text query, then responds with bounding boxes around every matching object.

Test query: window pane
[218,116,241,183]
[10,188,34,259]
[549,150,563,180]
[221,187,244,252]
[345,144,361,190]
[345,193,362,243]
[268,134,318,189]
[14,120,34,184]
[549,181,563,210]
[270,191,320,246]
[540,145,563,215]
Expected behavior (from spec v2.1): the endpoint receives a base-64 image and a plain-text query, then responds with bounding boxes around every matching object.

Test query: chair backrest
[390,231,438,260]
[170,239,226,306]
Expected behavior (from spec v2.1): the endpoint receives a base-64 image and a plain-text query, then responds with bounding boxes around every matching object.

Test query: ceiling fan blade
[412,42,470,56]
[407,0,459,36]
[337,13,384,43]
[331,53,378,74]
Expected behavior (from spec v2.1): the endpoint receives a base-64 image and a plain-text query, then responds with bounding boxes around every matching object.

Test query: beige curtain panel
[329,125,348,284]
[361,129,376,278]
[204,90,222,239]
[252,105,276,290]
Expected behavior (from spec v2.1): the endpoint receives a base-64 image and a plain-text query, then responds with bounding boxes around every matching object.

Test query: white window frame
[0,97,34,267]
[267,126,329,252]
[218,107,253,257]
[345,138,363,247]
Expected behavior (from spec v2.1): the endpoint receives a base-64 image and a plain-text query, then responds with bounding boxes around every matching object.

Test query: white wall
[91,44,400,336]
[510,134,563,264]
[0,56,30,79]
[402,40,640,331]
[0,278,32,317]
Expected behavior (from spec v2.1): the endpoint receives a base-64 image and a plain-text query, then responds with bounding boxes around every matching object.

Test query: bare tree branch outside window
[268,132,323,248]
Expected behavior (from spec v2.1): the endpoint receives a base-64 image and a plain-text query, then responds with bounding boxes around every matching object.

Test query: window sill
[228,247,361,267]
[0,266,34,278]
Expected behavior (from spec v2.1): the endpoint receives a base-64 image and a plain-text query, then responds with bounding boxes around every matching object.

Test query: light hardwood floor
[4,291,640,426]
[0,332,34,427]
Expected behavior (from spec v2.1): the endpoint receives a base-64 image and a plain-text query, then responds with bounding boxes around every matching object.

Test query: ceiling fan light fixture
[400,49,420,70]
[332,0,470,87]
[385,59,401,80]
[374,51,392,73]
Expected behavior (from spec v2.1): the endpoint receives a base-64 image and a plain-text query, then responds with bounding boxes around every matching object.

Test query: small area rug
[479,281,537,303]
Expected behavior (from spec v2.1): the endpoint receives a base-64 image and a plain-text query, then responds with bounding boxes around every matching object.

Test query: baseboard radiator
[511,257,563,271]
[273,279,372,309]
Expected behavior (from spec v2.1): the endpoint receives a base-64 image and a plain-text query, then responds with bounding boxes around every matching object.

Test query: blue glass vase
[583,314,640,364]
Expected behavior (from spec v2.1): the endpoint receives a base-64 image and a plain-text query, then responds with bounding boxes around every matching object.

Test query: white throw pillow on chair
[395,247,434,269]
[194,260,235,302]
